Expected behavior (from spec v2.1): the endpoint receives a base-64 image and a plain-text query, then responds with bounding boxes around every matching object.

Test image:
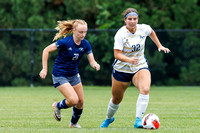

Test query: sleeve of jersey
[144,24,152,36]
[55,39,65,48]
[85,41,92,54]
[113,31,123,50]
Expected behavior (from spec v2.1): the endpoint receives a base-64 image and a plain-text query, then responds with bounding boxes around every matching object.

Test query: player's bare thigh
[132,69,151,95]
[112,76,130,104]
[57,83,79,107]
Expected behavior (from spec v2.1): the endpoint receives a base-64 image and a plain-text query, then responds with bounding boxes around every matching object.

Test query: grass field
[0,86,200,133]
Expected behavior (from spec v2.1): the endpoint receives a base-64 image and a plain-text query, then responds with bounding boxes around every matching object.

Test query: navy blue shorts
[112,68,149,82]
[52,73,81,88]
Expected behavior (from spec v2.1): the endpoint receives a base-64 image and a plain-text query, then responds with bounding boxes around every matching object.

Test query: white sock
[106,98,120,119]
[136,94,149,119]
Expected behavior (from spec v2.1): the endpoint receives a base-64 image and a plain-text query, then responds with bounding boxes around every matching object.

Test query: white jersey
[113,24,152,74]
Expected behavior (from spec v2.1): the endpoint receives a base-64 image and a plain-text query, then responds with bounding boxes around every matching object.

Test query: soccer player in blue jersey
[39,19,100,128]
[100,8,170,128]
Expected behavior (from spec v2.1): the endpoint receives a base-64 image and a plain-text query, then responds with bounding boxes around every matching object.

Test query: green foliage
[1,0,200,29]
[180,59,200,85]
[0,1,200,86]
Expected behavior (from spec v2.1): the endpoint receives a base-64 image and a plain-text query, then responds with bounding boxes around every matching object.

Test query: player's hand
[94,63,100,71]
[129,58,139,65]
[39,69,47,79]
[158,46,170,53]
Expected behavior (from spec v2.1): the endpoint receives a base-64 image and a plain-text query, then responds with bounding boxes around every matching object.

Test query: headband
[125,12,139,18]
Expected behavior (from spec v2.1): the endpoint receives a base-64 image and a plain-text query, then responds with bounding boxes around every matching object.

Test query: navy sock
[71,106,83,124]
[57,99,69,109]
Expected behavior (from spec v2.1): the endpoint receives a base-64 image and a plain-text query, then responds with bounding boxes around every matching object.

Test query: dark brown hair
[122,8,139,18]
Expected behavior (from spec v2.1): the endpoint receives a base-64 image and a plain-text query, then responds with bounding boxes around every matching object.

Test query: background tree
[0,0,200,86]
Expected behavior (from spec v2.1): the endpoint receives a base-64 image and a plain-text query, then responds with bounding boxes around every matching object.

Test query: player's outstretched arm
[86,53,100,71]
[149,29,170,53]
[39,43,58,79]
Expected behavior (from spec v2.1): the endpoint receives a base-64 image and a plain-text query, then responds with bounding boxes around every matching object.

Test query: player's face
[124,15,138,29]
[73,24,87,40]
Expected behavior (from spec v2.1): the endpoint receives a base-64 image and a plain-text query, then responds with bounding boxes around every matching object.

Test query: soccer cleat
[100,117,115,128]
[52,102,61,121]
[134,117,143,128]
[69,123,81,128]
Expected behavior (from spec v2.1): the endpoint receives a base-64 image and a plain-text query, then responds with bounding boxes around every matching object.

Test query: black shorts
[112,68,149,82]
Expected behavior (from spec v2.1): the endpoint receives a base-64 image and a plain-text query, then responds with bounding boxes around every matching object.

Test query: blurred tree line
[0,0,200,86]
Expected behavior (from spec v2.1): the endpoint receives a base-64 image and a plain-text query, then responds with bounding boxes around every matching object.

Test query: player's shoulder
[137,24,151,30]
[65,35,75,45]
[82,38,89,43]
[57,35,72,43]
[56,35,73,48]
[63,35,73,41]
[81,38,90,46]
[81,39,91,49]
[115,26,127,37]
[117,26,127,33]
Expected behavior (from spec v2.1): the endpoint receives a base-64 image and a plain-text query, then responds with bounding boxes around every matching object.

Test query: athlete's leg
[69,83,84,128]
[57,83,79,107]
[133,69,151,95]
[112,76,130,104]
[52,83,79,121]
[100,76,130,128]
[108,76,130,118]
[132,69,151,128]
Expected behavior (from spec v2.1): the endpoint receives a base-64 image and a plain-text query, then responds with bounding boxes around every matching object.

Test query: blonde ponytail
[53,19,87,41]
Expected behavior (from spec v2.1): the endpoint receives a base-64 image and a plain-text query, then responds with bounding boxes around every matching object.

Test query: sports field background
[0,86,200,133]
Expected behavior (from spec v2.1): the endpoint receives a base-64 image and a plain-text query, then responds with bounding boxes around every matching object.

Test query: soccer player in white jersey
[39,19,100,128]
[100,8,170,128]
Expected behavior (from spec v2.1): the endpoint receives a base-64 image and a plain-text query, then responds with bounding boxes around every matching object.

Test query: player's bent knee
[78,99,84,107]
[67,97,79,106]
[112,97,122,104]
[76,100,84,109]
[141,87,150,95]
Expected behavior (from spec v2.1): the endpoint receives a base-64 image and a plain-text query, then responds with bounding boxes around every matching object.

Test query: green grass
[0,86,200,133]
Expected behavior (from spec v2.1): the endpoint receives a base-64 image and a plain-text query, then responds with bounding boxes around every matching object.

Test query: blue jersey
[52,35,92,77]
